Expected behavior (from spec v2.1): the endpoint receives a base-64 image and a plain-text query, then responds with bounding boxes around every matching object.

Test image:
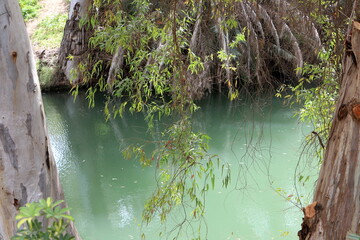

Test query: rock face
[0,1,79,239]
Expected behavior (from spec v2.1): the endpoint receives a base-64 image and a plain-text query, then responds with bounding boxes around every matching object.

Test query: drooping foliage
[69,0,323,100]
[273,1,352,216]
[58,0,351,239]
[124,118,230,239]
[277,0,351,162]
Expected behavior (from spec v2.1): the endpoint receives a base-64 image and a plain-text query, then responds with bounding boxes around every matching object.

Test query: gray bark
[299,20,360,240]
[0,1,79,238]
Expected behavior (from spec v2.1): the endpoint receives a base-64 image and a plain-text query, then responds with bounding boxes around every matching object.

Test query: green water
[43,93,316,240]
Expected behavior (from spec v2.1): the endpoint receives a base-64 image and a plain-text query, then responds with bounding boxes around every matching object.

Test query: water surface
[43,93,316,240]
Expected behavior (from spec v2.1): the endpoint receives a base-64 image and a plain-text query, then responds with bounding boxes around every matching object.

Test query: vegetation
[19,0,41,21]
[278,54,339,161]
[61,0,349,238]
[124,118,230,238]
[17,0,356,239]
[66,0,322,97]
[32,13,68,49]
[276,0,347,163]
[12,198,75,240]
[38,63,58,88]
[20,0,68,88]
[32,12,68,88]
[272,0,346,218]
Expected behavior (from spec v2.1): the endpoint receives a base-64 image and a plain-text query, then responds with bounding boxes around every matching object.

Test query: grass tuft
[32,13,67,49]
[19,0,41,21]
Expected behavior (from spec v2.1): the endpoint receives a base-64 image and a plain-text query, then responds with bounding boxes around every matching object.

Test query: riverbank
[25,0,69,90]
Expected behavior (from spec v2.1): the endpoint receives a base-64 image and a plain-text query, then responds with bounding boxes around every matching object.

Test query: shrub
[12,198,75,240]
[19,0,41,21]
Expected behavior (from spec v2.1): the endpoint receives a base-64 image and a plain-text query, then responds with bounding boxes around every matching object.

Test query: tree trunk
[298,19,360,240]
[56,0,92,85]
[0,1,79,239]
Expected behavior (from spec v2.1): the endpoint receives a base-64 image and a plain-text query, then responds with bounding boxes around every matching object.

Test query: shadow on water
[43,92,316,240]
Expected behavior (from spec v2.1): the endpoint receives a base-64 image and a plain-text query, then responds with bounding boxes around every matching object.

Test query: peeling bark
[300,20,360,240]
[107,47,125,92]
[0,1,80,238]
[56,0,93,85]
[0,125,18,170]
[189,1,202,52]
[279,23,303,72]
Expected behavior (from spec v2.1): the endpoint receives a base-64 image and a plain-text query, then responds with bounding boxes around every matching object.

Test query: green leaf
[16,218,32,229]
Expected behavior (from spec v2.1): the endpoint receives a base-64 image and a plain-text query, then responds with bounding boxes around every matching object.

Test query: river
[43,92,317,240]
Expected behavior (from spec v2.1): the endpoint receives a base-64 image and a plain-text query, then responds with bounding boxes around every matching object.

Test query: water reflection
[108,197,135,228]
[43,92,316,240]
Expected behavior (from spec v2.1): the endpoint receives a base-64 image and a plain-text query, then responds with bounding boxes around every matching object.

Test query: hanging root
[107,47,125,92]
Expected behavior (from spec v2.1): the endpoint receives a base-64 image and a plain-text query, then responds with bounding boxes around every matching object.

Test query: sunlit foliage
[12,198,75,240]
[19,0,41,21]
